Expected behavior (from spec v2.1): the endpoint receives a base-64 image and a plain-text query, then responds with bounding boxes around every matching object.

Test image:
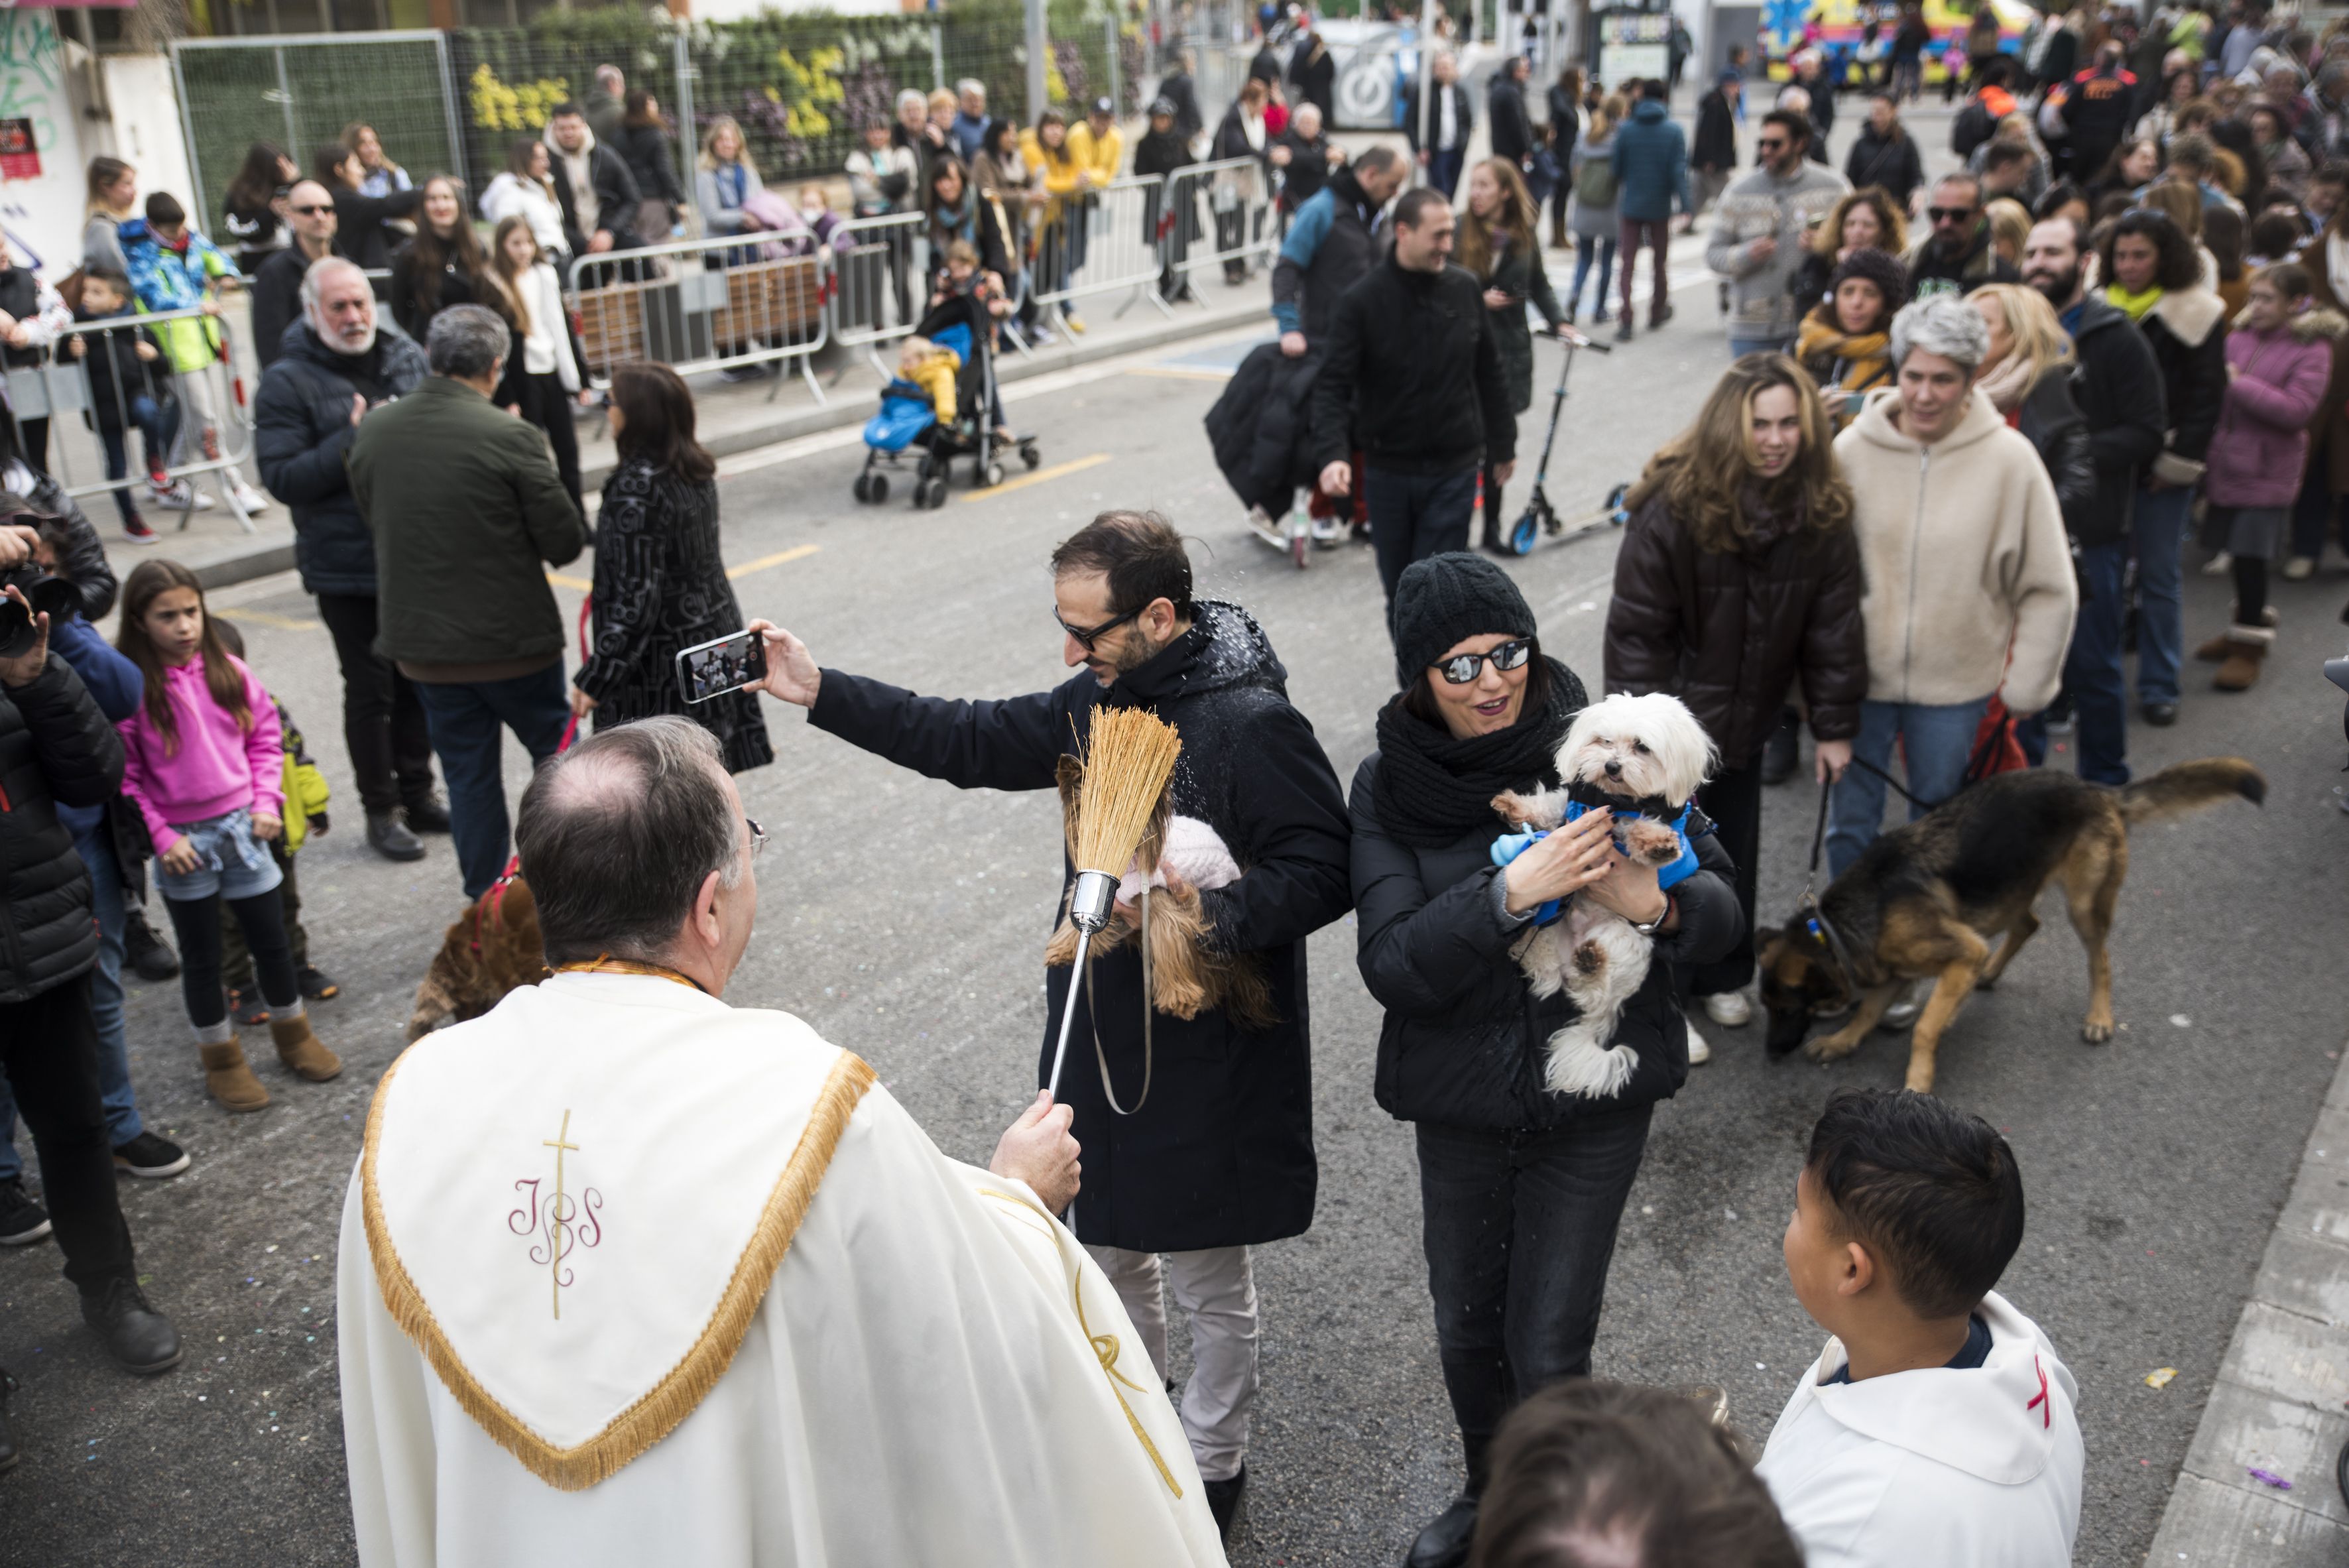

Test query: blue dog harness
[1488,800,1704,927]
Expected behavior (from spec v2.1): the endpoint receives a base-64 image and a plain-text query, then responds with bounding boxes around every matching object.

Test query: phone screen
[674,630,768,705]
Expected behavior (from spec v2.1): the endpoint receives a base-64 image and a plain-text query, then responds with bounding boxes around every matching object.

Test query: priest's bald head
[515,717,759,993]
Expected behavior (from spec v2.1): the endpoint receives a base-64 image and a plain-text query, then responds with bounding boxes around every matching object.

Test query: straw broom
[1046,707,1183,1099]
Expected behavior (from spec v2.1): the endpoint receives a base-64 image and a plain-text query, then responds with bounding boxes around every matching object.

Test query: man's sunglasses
[1057,606,1140,652]
[290,204,333,216]
[1927,206,1976,223]
[1434,638,1535,684]
[1756,137,1790,152]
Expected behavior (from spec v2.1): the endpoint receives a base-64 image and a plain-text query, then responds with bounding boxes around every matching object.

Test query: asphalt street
[9,186,2349,1568]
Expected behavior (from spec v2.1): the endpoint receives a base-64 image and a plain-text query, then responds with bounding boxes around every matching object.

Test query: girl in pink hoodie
[114,561,339,1112]
[2200,261,2348,691]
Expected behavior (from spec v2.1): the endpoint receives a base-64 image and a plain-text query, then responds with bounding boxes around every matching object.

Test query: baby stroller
[853,289,1041,511]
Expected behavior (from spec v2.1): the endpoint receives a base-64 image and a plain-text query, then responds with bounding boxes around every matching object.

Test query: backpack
[1575,150,1618,209]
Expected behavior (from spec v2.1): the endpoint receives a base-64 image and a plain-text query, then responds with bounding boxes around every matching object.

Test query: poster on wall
[1600,11,1672,84]
[0,118,39,180]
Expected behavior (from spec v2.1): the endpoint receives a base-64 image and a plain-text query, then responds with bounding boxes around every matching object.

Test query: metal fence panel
[570,232,831,403]
[1161,157,1277,286]
[827,211,927,378]
[1030,174,1174,321]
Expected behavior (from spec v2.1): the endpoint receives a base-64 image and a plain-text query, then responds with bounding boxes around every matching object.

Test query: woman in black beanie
[1350,552,1741,1568]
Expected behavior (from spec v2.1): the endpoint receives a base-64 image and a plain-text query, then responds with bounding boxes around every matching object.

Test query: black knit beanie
[1827,246,1911,319]
[1390,552,1537,689]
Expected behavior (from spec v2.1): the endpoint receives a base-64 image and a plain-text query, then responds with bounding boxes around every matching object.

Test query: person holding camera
[0,576,184,1461]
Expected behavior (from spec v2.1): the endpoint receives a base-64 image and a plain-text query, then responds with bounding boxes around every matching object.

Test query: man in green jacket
[348,303,585,899]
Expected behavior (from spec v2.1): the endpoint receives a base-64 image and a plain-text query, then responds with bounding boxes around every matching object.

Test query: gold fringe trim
[977,1189,1183,1498]
[362,1046,877,1492]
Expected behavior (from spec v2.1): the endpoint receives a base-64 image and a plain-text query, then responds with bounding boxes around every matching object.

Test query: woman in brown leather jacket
[1601,353,1867,1059]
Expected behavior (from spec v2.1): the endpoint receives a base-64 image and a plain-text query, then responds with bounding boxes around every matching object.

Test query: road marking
[727,544,822,579]
[955,452,1111,503]
[217,608,320,631]
[546,572,591,590]
[1127,365,1238,381]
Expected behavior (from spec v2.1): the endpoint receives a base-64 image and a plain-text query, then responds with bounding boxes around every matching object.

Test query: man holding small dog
[750,510,1353,1541]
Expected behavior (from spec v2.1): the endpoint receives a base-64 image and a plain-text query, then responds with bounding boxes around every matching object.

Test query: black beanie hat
[1390,552,1537,690]
[1825,245,1911,320]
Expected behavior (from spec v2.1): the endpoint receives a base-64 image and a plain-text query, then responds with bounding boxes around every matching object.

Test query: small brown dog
[1043,758,1275,1028]
[405,875,548,1041]
[1757,758,2263,1092]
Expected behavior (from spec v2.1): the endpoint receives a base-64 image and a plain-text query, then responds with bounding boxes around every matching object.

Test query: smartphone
[674,629,768,705]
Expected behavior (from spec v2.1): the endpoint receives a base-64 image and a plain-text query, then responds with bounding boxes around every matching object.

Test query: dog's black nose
[1604,760,1622,778]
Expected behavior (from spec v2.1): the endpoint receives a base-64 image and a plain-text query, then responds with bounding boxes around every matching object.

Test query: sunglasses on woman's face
[1435,638,1534,685]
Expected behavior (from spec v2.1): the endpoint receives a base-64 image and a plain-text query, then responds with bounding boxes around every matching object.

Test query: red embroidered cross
[2026,1357,2051,1429]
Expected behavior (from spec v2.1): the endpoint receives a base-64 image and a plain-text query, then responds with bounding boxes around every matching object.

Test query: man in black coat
[1691,71,1742,221]
[1313,188,1516,611]
[0,593,181,1407]
[1288,27,1336,120]
[753,511,1352,1541]
[2022,214,2166,787]
[1157,51,1205,143]
[2057,42,2139,184]
[545,102,644,265]
[253,258,442,862]
[1133,98,1198,302]
[251,178,341,371]
[1402,52,1476,198]
[1488,56,1539,170]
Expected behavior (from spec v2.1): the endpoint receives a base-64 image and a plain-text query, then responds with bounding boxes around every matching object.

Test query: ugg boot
[2213,625,2273,691]
[268,1009,342,1083]
[200,1041,271,1112]
[2198,604,2280,658]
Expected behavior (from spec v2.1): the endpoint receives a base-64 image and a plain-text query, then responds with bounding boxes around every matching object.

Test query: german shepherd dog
[1756,758,2264,1093]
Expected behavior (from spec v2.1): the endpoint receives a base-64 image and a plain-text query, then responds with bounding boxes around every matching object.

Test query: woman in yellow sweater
[1020,109,1096,333]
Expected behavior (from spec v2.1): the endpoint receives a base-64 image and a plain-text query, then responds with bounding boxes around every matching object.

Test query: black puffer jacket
[1206,340,1326,514]
[2134,287,2228,469]
[1313,255,1515,474]
[2066,291,2167,547]
[1602,486,1866,765]
[254,321,429,597]
[810,602,1353,1253]
[1272,164,1386,343]
[0,654,123,1004]
[2016,367,2098,534]
[19,473,115,622]
[1473,229,1565,412]
[1351,753,1739,1132]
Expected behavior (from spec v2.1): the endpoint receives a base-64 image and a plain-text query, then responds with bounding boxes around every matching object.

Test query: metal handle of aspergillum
[1045,869,1120,1099]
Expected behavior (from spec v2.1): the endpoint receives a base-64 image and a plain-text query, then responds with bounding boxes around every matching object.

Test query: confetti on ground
[2145,1368,2177,1389]
[1725,1209,1738,1221]
[2169,1015,2192,1028]
[2248,1467,2293,1490]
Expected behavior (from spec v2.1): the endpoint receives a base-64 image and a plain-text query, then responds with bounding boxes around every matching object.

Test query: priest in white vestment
[337,716,1227,1567]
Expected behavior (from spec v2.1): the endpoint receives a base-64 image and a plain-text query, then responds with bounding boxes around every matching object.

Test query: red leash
[470,597,593,953]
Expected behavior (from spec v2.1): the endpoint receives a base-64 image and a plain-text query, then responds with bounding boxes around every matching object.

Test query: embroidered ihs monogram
[508,1109,605,1319]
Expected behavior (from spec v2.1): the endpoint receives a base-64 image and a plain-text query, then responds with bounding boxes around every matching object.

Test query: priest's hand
[746,620,821,707]
[992,1091,1081,1213]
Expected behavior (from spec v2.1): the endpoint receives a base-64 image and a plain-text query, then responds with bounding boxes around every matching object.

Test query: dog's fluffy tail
[2119,757,2266,825]
[1542,1024,1638,1099]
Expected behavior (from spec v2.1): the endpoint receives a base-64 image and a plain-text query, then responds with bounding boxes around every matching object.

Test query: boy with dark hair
[65,267,178,543]
[1756,1089,2082,1567]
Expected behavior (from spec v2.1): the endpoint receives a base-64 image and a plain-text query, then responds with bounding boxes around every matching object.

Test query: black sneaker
[298,965,339,1001]
[401,792,452,834]
[1204,1465,1246,1541]
[80,1276,181,1376]
[0,1179,48,1245]
[229,987,271,1027]
[123,908,180,982]
[113,1132,191,1179]
[367,809,426,863]
[0,1366,18,1475]
[1406,1492,1480,1568]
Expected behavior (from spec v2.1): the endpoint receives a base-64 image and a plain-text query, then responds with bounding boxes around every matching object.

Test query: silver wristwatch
[1630,894,1671,935]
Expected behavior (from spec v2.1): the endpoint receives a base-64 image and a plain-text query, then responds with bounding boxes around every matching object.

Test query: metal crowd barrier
[1162,157,1281,292]
[570,232,832,406]
[829,211,932,382]
[13,302,266,534]
[1028,174,1176,326]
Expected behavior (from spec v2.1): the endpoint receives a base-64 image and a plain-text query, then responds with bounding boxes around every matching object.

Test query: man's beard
[1094,625,1175,683]
[2027,264,2081,304]
[319,317,377,355]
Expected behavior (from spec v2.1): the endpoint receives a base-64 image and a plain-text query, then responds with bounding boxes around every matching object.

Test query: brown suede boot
[200,1042,271,1112]
[2214,624,2273,691]
[268,1014,342,1083]
[2193,629,2235,662]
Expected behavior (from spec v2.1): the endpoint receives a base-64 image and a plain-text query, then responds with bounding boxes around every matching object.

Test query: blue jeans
[410,662,573,899]
[2134,486,2190,707]
[1366,465,1480,610]
[1415,1107,1653,1481]
[2053,540,2130,786]
[1827,696,1991,877]
[0,826,141,1179]
[1429,148,1467,200]
[1568,236,1616,317]
[95,393,181,526]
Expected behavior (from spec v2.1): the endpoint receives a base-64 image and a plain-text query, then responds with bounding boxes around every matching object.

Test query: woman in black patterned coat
[568,363,773,773]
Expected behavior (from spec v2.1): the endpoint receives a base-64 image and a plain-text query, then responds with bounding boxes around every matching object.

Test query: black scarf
[1371,656,1587,849]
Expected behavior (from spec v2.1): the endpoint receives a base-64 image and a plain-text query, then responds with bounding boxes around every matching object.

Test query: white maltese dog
[1491,692,1716,1098]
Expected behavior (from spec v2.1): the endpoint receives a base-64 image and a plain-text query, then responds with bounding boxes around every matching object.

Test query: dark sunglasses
[1057,605,1140,652]
[1434,638,1535,685]
[1927,205,1976,223]
[1756,137,1789,152]
[290,203,332,215]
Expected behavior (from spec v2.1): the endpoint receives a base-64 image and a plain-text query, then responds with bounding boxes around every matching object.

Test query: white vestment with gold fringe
[336,970,1225,1567]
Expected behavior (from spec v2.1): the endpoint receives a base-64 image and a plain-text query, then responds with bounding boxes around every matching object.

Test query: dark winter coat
[1547,86,1581,160]
[249,244,333,370]
[70,309,167,436]
[552,144,644,260]
[2132,287,2228,469]
[1844,125,1925,206]
[1270,167,1385,343]
[2064,291,2167,546]
[0,654,122,1004]
[387,241,491,344]
[2015,367,2098,533]
[254,321,429,597]
[346,375,584,672]
[328,184,424,274]
[575,455,773,775]
[808,602,1353,1252]
[1603,487,1866,764]
[1469,227,1565,411]
[1158,70,1205,141]
[1205,340,1326,514]
[1313,256,1515,475]
[1907,223,2020,298]
[2300,241,2349,497]
[1274,129,1335,211]
[1400,78,1475,156]
[1693,88,1738,172]
[1610,98,1691,223]
[20,471,113,623]
[1288,35,1337,119]
[1349,752,1739,1132]
[611,122,685,213]
[1489,74,1539,165]
[2059,62,2139,176]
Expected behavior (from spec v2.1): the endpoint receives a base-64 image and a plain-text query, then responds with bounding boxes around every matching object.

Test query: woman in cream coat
[1825,293,2078,876]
